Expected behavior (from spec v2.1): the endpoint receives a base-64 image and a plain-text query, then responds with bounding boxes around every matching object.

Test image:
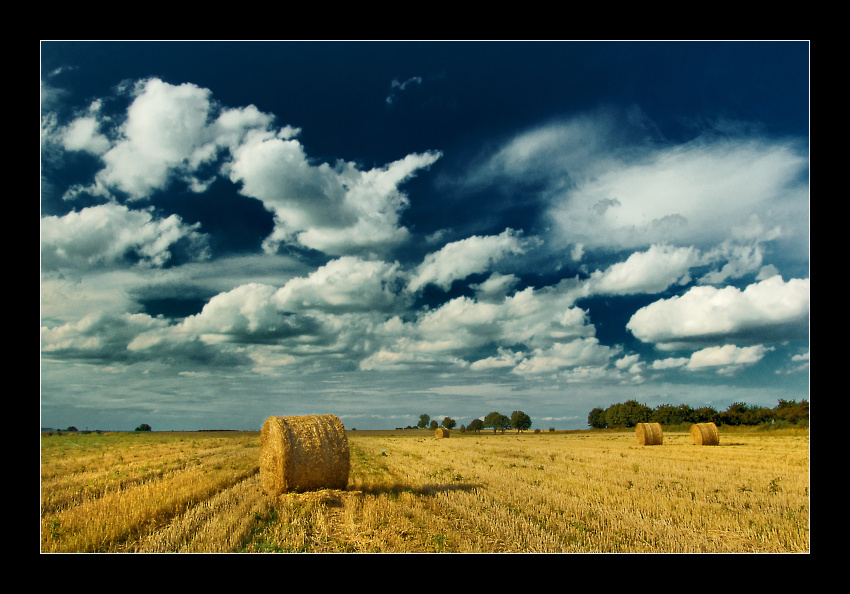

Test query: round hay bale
[690,422,720,446]
[260,415,350,495]
[435,427,450,438]
[635,422,663,445]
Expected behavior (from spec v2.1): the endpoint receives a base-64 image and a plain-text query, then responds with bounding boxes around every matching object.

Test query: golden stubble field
[40,428,809,553]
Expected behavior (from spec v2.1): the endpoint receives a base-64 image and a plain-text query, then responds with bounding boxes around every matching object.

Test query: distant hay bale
[635,422,663,445]
[435,427,450,438]
[690,422,720,446]
[259,415,350,495]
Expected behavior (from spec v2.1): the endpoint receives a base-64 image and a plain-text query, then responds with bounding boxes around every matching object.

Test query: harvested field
[41,428,809,553]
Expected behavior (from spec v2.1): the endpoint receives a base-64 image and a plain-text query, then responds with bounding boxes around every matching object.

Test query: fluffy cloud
[455,110,806,260]
[179,283,290,340]
[42,312,167,359]
[41,203,209,271]
[546,134,808,252]
[584,244,701,296]
[91,79,218,199]
[471,272,520,302]
[61,115,111,155]
[512,338,620,375]
[407,228,531,292]
[686,344,773,374]
[627,275,809,349]
[273,257,406,313]
[232,147,441,256]
[41,311,241,367]
[53,77,440,259]
[124,258,410,363]
[55,79,278,201]
[651,344,773,374]
[469,347,526,371]
[360,282,596,372]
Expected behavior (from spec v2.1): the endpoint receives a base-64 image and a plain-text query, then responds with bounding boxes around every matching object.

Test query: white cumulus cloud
[41,203,209,271]
[229,132,441,256]
[686,344,773,373]
[408,228,531,292]
[273,257,406,313]
[627,275,809,349]
[584,244,701,296]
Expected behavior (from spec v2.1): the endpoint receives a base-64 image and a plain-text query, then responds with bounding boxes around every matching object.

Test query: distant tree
[693,406,720,424]
[418,414,430,429]
[510,410,532,433]
[442,417,457,429]
[66,426,78,432]
[775,399,809,425]
[588,407,606,429]
[468,418,484,434]
[589,398,808,430]
[135,423,152,432]
[429,420,438,430]
[720,402,749,426]
[744,405,775,426]
[605,400,651,428]
[484,411,511,434]
[651,404,694,426]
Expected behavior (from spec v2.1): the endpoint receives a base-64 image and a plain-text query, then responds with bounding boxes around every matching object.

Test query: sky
[40,41,810,431]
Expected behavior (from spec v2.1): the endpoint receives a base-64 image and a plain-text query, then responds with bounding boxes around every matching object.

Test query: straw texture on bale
[635,422,663,445]
[690,422,720,446]
[260,415,350,495]
[435,427,450,438]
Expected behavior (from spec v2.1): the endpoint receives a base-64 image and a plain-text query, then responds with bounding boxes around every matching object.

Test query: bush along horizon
[587,399,808,429]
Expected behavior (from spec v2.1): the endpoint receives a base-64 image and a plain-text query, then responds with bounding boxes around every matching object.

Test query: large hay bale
[435,427,450,438]
[260,415,350,495]
[635,422,663,445]
[690,422,720,446]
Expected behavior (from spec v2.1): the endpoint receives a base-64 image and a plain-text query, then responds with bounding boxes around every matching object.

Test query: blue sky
[41,41,809,431]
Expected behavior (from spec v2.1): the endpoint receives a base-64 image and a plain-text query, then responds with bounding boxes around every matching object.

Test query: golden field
[40,427,809,553]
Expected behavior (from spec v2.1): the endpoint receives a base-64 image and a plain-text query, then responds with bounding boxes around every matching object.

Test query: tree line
[587,399,809,429]
[415,411,534,434]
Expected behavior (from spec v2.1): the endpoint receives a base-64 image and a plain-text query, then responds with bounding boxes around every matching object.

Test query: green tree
[651,403,694,426]
[484,412,511,433]
[429,420,439,430]
[744,405,775,426]
[467,418,484,433]
[588,407,606,429]
[135,423,152,432]
[775,399,809,425]
[418,414,430,429]
[442,417,457,429]
[605,400,651,428]
[693,406,720,424]
[720,402,749,426]
[510,410,532,433]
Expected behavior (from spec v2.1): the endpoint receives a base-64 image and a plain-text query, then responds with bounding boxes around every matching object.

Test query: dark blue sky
[41,41,809,431]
